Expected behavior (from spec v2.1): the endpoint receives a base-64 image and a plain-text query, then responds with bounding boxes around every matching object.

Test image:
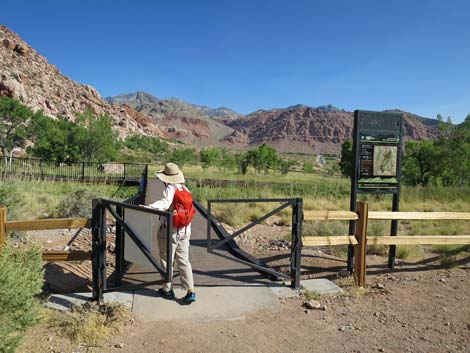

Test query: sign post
[347,110,403,271]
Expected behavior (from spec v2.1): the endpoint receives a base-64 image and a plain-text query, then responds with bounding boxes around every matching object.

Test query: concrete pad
[46,291,133,312]
[300,278,343,295]
[267,283,299,299]
[132,286,281,322]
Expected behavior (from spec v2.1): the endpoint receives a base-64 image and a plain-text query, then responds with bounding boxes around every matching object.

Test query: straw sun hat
[155,163,185,184]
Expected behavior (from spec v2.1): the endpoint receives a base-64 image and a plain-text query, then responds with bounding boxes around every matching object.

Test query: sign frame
[347,110,404,271]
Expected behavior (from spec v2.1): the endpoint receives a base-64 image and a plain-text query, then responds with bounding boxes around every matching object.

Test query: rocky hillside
[222,106,440,154]
[106,91,237,146]
[0,25,162,138]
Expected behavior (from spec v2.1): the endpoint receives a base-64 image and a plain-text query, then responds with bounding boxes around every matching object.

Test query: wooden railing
[303,202,470,287]
[0,206,92,261]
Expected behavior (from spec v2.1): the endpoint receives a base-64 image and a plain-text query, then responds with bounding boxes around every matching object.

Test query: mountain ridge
[1,24,442,156]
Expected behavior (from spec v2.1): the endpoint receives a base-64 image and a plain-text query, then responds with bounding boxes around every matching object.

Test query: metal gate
[91,198,173,302]
[206,198,303,289]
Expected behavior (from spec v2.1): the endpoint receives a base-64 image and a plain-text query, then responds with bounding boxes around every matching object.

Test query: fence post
[0,207,6,251]
[82,162,85,181]
[290,198,303,289]
[91,199,104,302]
[354,201,368,287]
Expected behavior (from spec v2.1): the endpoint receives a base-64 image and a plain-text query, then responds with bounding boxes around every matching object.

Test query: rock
[305,300,322,310]
[378,348,384,352]
[115,343,124,349]
[439,278,447,283]
[375,283,385,289]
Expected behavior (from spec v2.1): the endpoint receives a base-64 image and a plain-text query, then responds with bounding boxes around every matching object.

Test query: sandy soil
[17,225,470,353]
[21,266,469,353]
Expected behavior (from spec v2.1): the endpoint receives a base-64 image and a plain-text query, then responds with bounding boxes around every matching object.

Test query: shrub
[48,302,131,345]
[55,189,96,218]
[0,182,24,220]
[0,245,43,353]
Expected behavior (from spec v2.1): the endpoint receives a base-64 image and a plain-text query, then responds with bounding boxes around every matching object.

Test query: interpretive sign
[348,110,404,271]
[353,110,403,193]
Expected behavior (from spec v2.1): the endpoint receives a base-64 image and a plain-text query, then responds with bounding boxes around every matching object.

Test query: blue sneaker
[158,288,175,299]
[183,291,196,304]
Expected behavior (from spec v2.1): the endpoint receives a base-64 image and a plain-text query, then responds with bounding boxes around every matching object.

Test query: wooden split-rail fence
[1,202,469,287]
[0,207,92,261]
[302,202,470,287]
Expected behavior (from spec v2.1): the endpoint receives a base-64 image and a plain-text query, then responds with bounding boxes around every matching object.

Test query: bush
[48,302,131,345]
[0,245,43,353]
[55,189,96,218]
[0,183,24,220]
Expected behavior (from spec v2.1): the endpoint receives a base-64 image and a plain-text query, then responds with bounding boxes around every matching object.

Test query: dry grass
[47,302,131,345]
[335,275,371,297]
[302,289,321,301]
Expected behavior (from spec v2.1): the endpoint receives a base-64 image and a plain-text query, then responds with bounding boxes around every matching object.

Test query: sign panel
[124,209,160,268]
[353,110,403,193]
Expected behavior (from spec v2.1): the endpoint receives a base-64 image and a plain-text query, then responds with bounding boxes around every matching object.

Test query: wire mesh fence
[0,157,147,184]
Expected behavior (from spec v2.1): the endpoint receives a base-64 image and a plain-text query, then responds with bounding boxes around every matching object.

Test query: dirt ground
[17,226,470,353]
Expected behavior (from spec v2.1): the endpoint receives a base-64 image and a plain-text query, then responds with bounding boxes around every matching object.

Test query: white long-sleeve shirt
[148,183,192,233]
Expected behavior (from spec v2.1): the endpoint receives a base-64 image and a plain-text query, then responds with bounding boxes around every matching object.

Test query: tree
[219,148,237,171]
[401,140,440,186]
[236,152,249,174]
[27,113,83,163]
[168,148,196,167]
[0,97,32,158]
[124,134,168,155]
[199,147,222,169]
[28,110,121,163]
[75,110,120,161]
[339,139,354,178]
[246,144,280,174]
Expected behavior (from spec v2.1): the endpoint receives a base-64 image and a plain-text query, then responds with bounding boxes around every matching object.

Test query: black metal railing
[207,198,303,289]
[0,156,147,185]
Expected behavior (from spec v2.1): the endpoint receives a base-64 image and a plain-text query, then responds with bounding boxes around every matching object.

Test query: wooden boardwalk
[122,178,270,287]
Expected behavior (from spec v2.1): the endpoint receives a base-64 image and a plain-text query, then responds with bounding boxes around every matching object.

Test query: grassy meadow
[0,178,138,221]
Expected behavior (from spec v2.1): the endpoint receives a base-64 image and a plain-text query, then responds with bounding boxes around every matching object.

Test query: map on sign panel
[373,145,397,176]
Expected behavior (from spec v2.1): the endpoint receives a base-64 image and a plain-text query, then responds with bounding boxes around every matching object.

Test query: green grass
[150,164,344,186]
[0,179,138,220]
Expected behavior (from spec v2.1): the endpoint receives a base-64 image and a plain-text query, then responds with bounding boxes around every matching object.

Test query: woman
[148,162,196,304]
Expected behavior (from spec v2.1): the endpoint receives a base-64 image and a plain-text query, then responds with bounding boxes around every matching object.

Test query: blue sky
[1,0,469,122]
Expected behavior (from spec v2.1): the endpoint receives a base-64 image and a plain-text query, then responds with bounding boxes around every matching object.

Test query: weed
[303,290,321,301]
[48,302,131,345]
[396,245,424,260]
[439,254,458,268]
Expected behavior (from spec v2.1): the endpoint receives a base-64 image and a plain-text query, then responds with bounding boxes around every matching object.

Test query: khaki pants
[158,225,194,292]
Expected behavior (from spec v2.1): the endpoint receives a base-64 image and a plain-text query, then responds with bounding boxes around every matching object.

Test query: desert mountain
[106,91,237,146]
[1,24,442,156]
[222,106,440,155]
[0,25,162,138]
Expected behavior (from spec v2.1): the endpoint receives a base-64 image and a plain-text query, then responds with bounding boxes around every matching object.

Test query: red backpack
[172,187,196,228]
